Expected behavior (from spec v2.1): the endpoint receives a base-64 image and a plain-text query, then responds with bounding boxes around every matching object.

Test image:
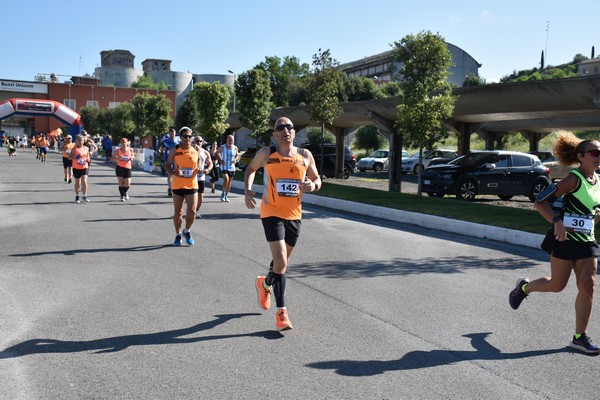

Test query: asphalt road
[1,150,598,400]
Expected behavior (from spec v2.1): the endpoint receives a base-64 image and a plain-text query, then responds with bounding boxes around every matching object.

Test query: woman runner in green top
[509,131,600,354]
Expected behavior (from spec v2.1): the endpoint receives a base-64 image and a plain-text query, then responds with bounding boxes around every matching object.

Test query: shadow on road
[290,256,541,279]
[0,313,280,359]
[9,244,174,257]
[306,332,574,376]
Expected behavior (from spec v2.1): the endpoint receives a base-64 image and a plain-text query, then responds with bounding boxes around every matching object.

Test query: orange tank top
[63,143,75,158]
[116,147,134,169]
[72,146,90,170]
[172,146,199,190]
[260,149,308,220]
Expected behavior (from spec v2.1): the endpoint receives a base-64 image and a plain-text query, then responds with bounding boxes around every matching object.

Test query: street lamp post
[227,69,236,113]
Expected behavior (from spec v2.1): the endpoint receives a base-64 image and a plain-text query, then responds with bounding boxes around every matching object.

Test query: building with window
[338,42,481,87]
[0,76,176,138]
[577,58,600,75]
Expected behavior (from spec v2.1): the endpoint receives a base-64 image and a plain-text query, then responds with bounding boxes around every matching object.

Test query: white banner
[143,149,155,172]
[0,80,48,94]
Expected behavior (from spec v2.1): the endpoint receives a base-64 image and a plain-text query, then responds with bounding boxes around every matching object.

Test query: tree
[131,93,173,138]
[308,48,344,176]
[393,31,455,195]
[108,102,135,140]
[193,81,231,143]
[132,74,168,90]
[175,93,201,133]
[255,55,310,107]
[462,73,486,87]
[236,68,273,147]
[79,106,102,134]
[355,125,385,153]
[305,127,335,144]
[342,76,383,101]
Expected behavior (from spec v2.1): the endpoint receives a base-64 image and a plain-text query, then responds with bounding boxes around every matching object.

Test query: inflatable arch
[0,98,84,137]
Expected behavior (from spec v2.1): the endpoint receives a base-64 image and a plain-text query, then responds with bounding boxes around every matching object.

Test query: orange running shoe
[275,307,293,331]
[255,276,271,310]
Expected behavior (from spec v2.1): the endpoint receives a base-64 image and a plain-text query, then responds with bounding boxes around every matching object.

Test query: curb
[229,180,544,250]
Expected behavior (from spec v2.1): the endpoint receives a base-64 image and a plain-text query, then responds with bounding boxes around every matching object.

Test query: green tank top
[562,169,600,242]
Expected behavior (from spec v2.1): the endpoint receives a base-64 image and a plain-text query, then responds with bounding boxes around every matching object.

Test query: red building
[0,77,176,137]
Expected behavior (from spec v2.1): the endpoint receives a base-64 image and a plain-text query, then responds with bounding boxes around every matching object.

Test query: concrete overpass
[226,75,600,181]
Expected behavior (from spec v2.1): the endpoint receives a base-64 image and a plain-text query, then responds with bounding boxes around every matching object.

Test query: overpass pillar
[329,125,351,179]
[521,130,551,152]
[448,122,480,155]
[476,129,508,150]
[367,111,402,192]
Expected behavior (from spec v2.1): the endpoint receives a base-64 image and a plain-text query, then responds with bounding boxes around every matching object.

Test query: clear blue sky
[3,0,599,84]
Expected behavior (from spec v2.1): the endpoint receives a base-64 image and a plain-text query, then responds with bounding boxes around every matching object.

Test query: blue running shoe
[173,234,182,246]
[509,277,529,310]
[183,231,194,246]
[570,333,600,354]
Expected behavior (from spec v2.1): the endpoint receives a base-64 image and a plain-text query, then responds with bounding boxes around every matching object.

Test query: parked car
[421,150,551,201]
[401,149,459,174]
[357,149,409,172]
[303,143,356,179]
[530,151,573,181]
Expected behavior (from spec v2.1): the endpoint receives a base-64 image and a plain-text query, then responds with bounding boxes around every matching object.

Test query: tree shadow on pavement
[290,256,541,279]
[306,332,574,376]
[0,313,280,359]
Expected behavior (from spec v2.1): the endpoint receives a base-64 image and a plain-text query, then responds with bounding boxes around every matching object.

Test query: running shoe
[225,195,230,203]
[82,196,90,203]
[125,193,129,200]
[220,192,225,202]
[68,178,72,184]
[75,196,80,204]
[64,178,67,182]
[168,189,172,197]
[173,234,182,246]
[120,196,125,202]
[276,307,293,331]
[255,276,271,310]
[509,277,529,310]
[570,333,600,354]
[183,231,194,246]
[195,210,202,219]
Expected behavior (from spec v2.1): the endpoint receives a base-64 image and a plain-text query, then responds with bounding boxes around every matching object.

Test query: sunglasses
[180,134,192,139]
[275,123,294,132]
[586,149,600,157]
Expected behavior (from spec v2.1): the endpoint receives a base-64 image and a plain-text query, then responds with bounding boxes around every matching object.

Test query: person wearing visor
[244,117,321,331]
[166,127,201,246]
[510,131,600,354]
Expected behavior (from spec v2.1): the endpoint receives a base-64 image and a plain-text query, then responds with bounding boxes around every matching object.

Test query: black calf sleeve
[272,272,286,308]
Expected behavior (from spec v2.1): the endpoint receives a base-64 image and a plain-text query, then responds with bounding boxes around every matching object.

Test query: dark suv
[302,143,356,179]
[421,150,551,201]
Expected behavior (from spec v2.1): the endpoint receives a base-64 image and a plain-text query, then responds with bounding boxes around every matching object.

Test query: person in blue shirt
[102,135,113,161]
[216,134,240,202]
[159,127,180,197]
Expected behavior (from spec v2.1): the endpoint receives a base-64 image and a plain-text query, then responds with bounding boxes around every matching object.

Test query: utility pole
[544,21,550,68]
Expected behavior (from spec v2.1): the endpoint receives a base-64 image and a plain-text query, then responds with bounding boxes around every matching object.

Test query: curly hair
[552,131,598,167]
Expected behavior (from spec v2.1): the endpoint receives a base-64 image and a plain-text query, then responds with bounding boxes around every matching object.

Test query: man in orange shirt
[166,127,201,246]
[243,117,321,331]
